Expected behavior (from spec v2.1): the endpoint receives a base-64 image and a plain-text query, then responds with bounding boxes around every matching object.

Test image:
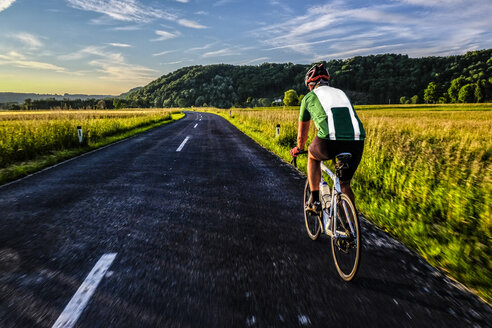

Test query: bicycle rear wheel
[304,179,321,240]
[331,193,361,281]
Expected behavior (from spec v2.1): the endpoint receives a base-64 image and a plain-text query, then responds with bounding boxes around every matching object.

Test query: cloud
[238,57,270,65]
[107,42,132,48]
[0,0,15,12]
[177,19,207,29]
[13,32,43,49]
[66,0,176,23]
[58,44,156,82]
[175,0,188,2]
[152,30,179,41]
[186,42,216,52]
[0,51,65,72]
[111,25,143,31]
[201,48,237,58]
[255,1,492,60]
[152,50,175,57]
[213,0,237,7]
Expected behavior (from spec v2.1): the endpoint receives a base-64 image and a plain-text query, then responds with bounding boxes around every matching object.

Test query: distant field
[0,109,184,184]
[207,103,492,303]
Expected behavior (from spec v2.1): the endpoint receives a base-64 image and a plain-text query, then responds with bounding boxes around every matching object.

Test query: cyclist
[290,63,365,214]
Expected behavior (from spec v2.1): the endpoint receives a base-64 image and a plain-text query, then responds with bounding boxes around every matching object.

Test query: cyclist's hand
[290,146,303,158]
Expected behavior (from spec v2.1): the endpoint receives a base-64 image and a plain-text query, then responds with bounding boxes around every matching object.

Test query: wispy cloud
[111,25,143,31]
[152,30,179,41]
[0,51,65,72]
[202,48,237,58]
[0,0,16,13]
[213,0,237,7]
[238,57,270,65]
[255,1,492,60]
[186,42,217,53]
[175,0,189,2]
[177,19,207,29]
[152,50,175,57]
[12,32,43,49]
[107,42,132,48]
[66,0,176,23]
[66,0,207,30]
[58,44,156,82]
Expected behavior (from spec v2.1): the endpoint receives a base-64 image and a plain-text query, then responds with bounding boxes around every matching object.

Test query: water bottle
[320,182,331,210]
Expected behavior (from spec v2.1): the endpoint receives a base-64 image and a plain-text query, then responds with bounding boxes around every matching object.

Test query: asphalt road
[0,111,490,327]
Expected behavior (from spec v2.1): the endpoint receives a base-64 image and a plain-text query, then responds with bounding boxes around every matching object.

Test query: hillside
[125,49,492,107]
[0,92,112,104]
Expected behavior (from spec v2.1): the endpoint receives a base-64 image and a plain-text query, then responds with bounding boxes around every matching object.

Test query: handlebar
[290,149,308,167]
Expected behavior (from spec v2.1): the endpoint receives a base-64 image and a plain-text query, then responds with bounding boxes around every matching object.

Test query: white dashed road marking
[194,124,198,128]
[52,253,117,328]
[176,136,190,152]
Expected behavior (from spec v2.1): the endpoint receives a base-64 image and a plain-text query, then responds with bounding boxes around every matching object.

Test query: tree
[298,94,305,104]
[448,77,466,103]
[23,98,32,110]
[97,99,106,109]
[113,99,123,109]
[259,98,271,107]
[475,82,483,103]
[283,89,299,106]
[424,82,441,104]
[411,95,419,104]
[400,96,408,104]
[458,84,477,103]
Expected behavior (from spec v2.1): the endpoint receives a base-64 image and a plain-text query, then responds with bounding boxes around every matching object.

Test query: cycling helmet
[305,63,330,90]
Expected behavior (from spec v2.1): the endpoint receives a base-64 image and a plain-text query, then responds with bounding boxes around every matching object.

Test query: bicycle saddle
[336,152,352,162]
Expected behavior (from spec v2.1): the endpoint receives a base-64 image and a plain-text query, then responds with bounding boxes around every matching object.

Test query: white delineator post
[77,126,83,144]
[276,124,280,137]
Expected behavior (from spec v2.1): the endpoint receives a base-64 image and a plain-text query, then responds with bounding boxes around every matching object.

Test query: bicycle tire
[331,193,361,281]
[303,179,321,240]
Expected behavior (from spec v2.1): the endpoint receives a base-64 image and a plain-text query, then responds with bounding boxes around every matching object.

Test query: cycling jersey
[299,85,365,141]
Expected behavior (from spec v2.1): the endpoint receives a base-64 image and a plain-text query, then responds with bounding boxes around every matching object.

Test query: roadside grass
[200,104,492,303]
[0,109,184,185]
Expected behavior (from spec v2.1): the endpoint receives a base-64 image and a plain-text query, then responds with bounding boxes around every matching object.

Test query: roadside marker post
[276,124,280,137]
[77,126,83,144]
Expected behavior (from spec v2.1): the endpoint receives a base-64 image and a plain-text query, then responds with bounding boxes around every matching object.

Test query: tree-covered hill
[122,49,491,108]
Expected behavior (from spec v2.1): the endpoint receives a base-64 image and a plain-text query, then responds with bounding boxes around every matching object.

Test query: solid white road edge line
[52,253,117,328]
[176,136,190,152]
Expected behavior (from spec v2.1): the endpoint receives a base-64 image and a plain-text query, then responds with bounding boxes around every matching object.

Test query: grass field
[0,109,184,184]
[208,104,492,303]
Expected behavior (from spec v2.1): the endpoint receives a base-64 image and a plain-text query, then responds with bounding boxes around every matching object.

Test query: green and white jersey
[299,85,365,141]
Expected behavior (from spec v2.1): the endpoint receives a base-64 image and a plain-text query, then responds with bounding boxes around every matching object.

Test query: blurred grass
[0,109,184,184]
[204,104,491,303]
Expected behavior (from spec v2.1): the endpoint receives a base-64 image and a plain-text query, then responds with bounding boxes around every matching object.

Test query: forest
[125,48,492,108]
[11,49,492,109]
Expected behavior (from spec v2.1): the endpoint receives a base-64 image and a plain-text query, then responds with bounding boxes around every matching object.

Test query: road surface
[0,111,490,327]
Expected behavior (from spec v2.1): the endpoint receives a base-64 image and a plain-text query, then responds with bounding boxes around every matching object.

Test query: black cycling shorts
[308,136,364,181]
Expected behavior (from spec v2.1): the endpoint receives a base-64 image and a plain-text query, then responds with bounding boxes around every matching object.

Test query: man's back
[300,85,366,141]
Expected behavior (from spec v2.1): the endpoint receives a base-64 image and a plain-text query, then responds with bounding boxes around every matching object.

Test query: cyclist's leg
[307,136,330,196]
[340,180,355,207]
[338,140,364,210]
[307,151,321,193]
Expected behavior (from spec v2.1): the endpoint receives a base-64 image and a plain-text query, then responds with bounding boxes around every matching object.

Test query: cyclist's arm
[298,95,311,150]
[298,120,310,150]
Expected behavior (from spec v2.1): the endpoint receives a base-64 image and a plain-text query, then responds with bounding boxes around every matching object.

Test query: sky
[0,0,491,95]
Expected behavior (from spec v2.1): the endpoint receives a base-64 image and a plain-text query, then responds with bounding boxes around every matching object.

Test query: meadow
[0,109,184,184]
[209,104,492,303]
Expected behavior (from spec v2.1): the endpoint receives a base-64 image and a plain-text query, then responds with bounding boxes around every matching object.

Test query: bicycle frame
[320,161,355,240]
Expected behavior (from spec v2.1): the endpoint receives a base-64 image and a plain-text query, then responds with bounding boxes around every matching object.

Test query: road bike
[292,151,361,281]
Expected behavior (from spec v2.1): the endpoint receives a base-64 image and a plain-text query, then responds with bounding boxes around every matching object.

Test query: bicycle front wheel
[304,179,321,240]
[331,193,361,281]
